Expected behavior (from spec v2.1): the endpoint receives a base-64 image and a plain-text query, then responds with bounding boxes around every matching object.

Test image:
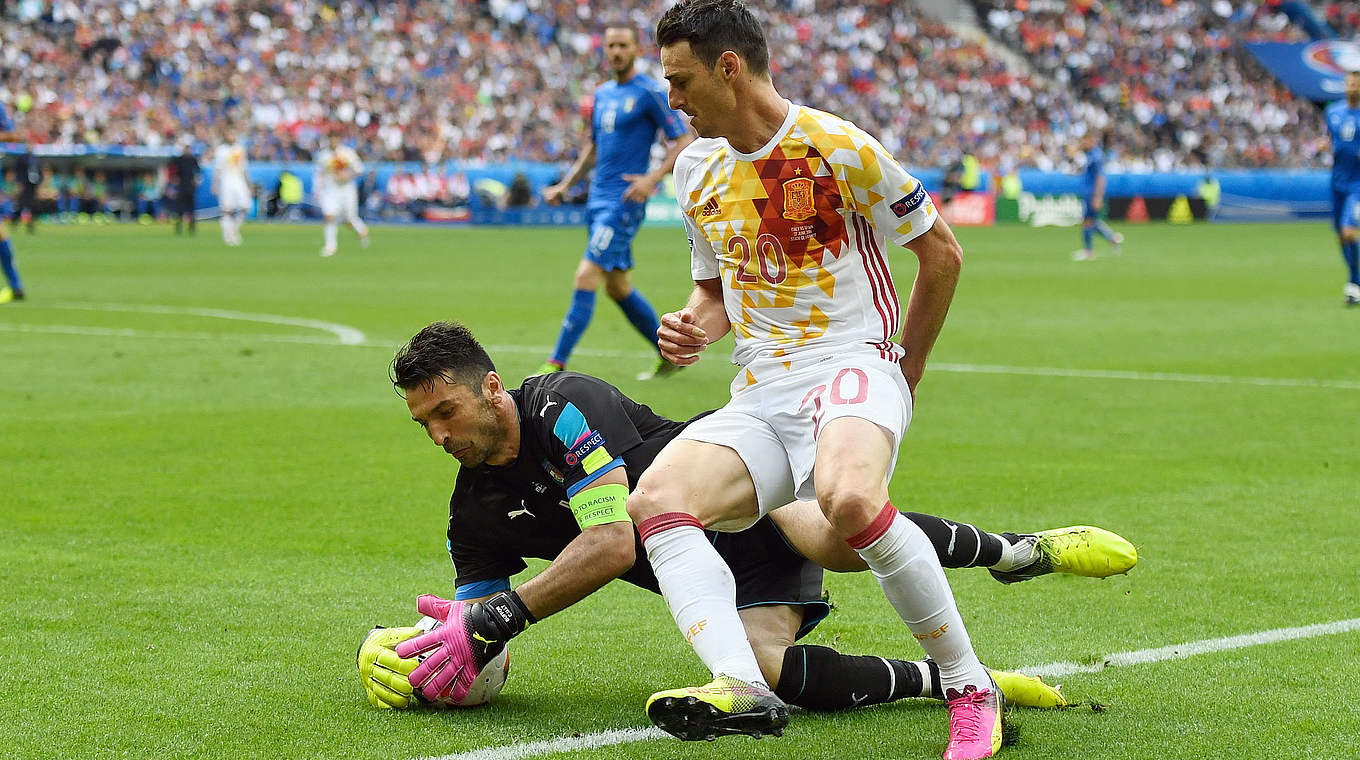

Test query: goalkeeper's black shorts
[713,516,829,640]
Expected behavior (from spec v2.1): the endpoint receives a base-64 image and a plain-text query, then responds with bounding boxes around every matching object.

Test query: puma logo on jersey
[507,501,535,519]
[700,197,721,217]
[540,399,558,417]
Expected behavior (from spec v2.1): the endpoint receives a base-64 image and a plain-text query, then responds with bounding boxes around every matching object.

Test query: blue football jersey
[0,103,14,133]
[1082,147,1105,196]
[589,73,687,205]
[1326,100,1360,194]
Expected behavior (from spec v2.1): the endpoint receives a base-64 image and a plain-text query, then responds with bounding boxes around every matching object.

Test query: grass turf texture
[1,222,1357,759]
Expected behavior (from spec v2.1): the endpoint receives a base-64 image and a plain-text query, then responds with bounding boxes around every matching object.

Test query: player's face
[662,41,735,139]
[406,375,507,468]
[604,28,638,76]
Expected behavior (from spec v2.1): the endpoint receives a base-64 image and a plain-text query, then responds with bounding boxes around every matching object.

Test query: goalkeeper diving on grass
[359,321,1137,714]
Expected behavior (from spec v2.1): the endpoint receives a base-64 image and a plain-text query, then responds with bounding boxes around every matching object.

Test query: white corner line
[43,302,368,345]
[418,617,1360,760]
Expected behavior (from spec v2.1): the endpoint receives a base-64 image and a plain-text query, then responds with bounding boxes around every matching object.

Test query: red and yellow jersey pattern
[213,143,249,181]
[676,103,936,376]
[315,146,364,190]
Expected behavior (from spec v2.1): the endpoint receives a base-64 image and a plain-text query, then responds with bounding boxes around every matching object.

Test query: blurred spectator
[0,0,1336,172]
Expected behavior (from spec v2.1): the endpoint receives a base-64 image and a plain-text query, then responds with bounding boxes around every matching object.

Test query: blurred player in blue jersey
[0,103,25,304]
[540,26,694,380]
[1073,131,1123,261]
[1325,70,1360,306]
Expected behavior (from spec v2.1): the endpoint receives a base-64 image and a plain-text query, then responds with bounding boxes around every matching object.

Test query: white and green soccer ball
[412,615,510,708]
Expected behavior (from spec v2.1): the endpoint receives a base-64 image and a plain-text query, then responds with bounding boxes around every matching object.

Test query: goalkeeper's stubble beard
[443,396,507,468]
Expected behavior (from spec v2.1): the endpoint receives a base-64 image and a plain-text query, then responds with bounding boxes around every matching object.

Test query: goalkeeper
[360,321,1136,711]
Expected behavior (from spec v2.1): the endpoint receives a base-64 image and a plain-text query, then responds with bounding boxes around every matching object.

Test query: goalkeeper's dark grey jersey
[445,372,688,594]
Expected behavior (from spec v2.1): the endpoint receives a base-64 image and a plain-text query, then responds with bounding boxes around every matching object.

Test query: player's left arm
[622,132,695,203]
[513,468,635,619]
[1091,172,1106,211]
[898,217,962,398]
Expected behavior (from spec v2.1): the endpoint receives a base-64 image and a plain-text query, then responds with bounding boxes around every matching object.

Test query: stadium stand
[0,0,1339,180]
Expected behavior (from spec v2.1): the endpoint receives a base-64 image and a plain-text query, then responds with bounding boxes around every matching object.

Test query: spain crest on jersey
[782,177,815,221]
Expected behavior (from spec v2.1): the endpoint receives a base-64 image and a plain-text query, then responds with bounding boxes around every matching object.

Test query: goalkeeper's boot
[988,669,1065,709]
[636,356,684,381]
[530,361,564,377]
[990,525,1137,584]
[646,674,788,741]
[943,680,1004,760]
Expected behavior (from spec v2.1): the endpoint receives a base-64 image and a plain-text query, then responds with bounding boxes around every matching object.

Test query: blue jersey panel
[0,104,13,132]
[1326,101,1360,195]
[1082,147,1105,197]
[589,73,687,204]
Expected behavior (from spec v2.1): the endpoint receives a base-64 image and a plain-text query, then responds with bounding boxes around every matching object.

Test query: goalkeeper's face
[406,374,510,468]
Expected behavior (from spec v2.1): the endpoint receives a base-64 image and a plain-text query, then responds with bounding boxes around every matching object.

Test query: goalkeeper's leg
[742,606,1065,712]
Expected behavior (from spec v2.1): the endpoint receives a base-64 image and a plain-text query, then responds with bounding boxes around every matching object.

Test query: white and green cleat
[991,525,1137,584]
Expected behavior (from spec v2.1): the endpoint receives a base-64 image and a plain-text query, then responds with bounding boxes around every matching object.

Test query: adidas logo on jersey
[700,197,721,217]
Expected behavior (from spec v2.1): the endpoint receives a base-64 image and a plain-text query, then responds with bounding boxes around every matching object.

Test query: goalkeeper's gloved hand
[395,592,536,702]
[356,626,423,709]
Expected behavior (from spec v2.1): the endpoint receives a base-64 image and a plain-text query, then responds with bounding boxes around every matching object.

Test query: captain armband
[568,483,631,529]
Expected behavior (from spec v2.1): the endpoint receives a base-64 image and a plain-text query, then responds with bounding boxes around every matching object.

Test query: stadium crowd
[0,0,1339,174]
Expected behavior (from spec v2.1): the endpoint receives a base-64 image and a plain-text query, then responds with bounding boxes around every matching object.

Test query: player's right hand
[657,310,707,365]
[396,595,505,703]
[357,625,423,709]
[542,184,565,205]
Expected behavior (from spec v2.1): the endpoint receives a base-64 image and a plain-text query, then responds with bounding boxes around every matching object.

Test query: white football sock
[350,218,369,238]
[324,221,338,249]
[854,511,989,694]
[644,524,768,687]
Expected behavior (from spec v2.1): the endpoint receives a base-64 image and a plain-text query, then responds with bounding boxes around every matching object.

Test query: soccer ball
[411,615,510,708]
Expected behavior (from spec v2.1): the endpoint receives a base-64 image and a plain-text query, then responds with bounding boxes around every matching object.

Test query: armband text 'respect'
[568,483,630,529]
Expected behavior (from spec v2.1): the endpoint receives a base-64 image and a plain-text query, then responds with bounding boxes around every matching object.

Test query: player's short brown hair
[656,0,769,77]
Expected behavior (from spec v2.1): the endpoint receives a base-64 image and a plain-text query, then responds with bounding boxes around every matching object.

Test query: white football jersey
[674,102,938,381]
[315,146,363,191]
[213,143,249,183]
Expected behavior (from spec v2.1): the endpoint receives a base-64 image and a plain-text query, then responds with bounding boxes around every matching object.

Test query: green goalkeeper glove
[357,626,423,709]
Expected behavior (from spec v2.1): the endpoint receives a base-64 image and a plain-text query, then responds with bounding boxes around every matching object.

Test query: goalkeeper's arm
[467,468,636,643]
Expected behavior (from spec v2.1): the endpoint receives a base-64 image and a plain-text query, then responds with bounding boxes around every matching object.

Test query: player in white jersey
[314,133,370,257]
[625,3,1009,759]
[212,133,251,246]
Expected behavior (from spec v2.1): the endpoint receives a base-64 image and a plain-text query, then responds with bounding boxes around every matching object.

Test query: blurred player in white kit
[315,132,371,257]
[212,129,251,247]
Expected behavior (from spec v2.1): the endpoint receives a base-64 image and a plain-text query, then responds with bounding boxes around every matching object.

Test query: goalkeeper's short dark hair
[390,321,496,396]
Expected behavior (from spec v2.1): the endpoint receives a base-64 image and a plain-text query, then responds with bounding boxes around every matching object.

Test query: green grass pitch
[1,221,1357,759]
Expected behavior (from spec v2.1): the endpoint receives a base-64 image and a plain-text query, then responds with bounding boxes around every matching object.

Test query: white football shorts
[217,177,250,212]
[676,349,912,528]
[320,185,359,221]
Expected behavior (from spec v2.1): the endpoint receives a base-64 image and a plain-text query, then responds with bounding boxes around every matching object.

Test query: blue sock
[1344,242,1360,285]
[1095,221,1117,243]
[1082,227,1093,250]
[615,290,661,350]
[0,238,21,291]
[550,289,596,366]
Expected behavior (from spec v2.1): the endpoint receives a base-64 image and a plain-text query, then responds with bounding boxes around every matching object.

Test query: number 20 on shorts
[798,368,870,437]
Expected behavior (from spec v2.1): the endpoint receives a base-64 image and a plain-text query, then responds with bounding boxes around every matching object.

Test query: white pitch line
[931,362,1360,391]
[413,728,668,760]
[1020,616,1360,678]
[43,301,368,345]
[419,617,1360,760]
[5,319,1358,391]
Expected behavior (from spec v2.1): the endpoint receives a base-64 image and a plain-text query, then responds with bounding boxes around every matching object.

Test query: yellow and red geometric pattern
[676,104,938,379]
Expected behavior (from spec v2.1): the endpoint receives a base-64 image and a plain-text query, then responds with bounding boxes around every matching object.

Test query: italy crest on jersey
[782,177,816,221]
